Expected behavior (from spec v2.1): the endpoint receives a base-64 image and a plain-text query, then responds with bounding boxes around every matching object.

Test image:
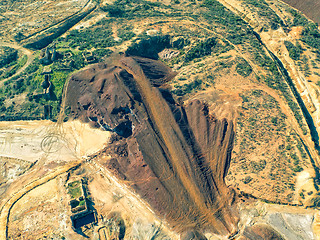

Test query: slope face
[66,56,238,236]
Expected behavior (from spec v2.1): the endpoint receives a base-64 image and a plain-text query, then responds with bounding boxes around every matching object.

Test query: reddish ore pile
[66,56,238,237]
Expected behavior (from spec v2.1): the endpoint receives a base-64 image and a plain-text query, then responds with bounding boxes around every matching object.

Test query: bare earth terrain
[1,0,320,239]
[0,0,89,41]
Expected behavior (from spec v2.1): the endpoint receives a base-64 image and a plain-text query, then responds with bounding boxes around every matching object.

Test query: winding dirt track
[0,42,34,85]
[0,160,82,240]
[215,0,320,168]
[0,0,97,86]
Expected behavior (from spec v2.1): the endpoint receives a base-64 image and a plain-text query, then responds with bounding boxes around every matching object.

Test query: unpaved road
[0,41,34,85]
[0,120,111,240]
[0,160,82,240]
[214,0,320,170]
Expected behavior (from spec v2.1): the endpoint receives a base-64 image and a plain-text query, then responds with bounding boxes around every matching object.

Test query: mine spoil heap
[66,56,238,237]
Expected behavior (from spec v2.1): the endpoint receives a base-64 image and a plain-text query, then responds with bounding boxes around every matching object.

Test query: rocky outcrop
[66,56,238,236]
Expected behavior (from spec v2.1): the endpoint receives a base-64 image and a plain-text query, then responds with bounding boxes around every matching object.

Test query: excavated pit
[65,56,238,236]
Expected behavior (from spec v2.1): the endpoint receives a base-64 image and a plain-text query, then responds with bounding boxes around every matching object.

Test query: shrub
[243,176,252,184]
[172,79,202,96]
[101,5,125,17]
[184,37,217,62]
[0,47,18,68]
[284,41,302,60]
[126,35,171,59]
[236,57,252,77]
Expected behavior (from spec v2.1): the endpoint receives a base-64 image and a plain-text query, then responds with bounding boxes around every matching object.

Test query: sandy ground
[268,212,314,240]
[0,0,88,40]
[0,120,110,162]
[238,201,318,240]
[0,119,319,239]
[0,120,110,239]
[0,120,179,240]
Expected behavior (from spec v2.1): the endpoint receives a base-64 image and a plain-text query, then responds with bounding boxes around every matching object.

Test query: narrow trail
[0,42,34,85]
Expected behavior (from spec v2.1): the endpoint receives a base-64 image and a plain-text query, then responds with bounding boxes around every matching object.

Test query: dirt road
[0,160,82,240]
[215,0,320,168]
[0,41,34,85]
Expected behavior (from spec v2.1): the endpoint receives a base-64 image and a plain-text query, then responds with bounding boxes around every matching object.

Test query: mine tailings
[65,55,239,237]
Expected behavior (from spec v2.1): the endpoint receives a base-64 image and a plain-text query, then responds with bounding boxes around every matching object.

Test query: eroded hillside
[66,56,238,235]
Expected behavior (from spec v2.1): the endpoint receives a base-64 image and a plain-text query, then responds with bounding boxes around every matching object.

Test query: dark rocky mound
[239,224,285,240]
[66,56,238,236]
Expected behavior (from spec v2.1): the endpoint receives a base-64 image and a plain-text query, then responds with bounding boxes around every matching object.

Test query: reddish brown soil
[66,56,238,236]
[282,0,320,24]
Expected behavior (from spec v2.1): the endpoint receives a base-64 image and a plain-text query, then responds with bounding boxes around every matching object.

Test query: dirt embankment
[66,56,238,237]
[21,1,96,50]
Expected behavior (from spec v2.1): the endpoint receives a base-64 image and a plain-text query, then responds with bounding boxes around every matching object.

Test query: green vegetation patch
[184,37,217,62]
[79,199,86,206]
[200,0,253,45]
[67,181,82,199]
[126,35,171,59]
[243,0,284,30]
[172,79,203,96]
[64,20,115,50]
[0,55,27,80]
[68,187,82,199]
[288,8,309,27]
[68,180,80,188]
[0,45,95,121]
[235,57,252,77]
[284,41,303,61]
[301,23,320,52]
[0,46,18,68]
[100,0,171,19]
[288,9,320,54]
